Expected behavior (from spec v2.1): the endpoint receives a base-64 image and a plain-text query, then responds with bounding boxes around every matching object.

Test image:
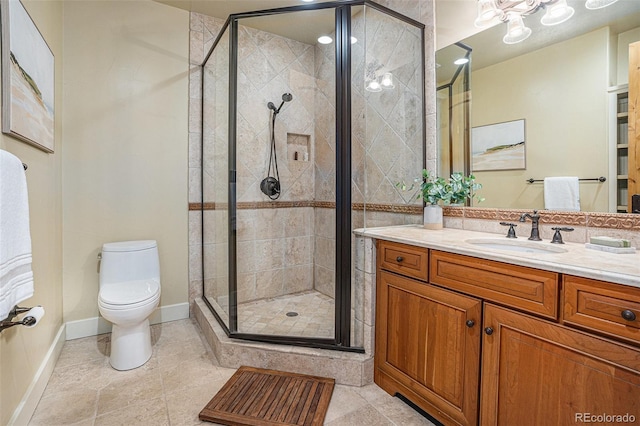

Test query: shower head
[268,93,293,115]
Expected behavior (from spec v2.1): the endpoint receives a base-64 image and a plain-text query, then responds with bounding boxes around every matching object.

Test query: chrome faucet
[519,210,542,241]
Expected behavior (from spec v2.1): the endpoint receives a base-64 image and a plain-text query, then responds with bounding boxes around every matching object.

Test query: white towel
[0,150,33,320]
[544,176,580,211]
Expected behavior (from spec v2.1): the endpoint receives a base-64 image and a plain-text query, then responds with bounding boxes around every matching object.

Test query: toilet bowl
[98,240,161,370]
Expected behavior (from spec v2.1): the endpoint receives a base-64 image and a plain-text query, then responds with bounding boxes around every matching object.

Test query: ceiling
[154,0,339,45]
[153,0,640,80]
[436,0,640,85]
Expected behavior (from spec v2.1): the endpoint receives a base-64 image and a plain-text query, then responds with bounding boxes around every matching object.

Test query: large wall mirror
[436,0,640,214]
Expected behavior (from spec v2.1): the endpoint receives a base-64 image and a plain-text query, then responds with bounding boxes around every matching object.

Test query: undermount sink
[465,238,568,254]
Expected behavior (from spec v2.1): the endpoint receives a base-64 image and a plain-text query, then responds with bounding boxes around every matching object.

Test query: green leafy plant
[448,172,484,205]
[397,170,483,206]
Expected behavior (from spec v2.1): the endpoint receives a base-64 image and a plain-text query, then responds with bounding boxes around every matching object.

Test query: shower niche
[200,1,425,351]
[287,133,311,163]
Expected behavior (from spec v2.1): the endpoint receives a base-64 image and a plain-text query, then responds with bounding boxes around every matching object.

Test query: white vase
[423,205,443,230]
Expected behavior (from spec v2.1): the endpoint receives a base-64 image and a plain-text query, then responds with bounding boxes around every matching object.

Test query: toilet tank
[99,240,160,286]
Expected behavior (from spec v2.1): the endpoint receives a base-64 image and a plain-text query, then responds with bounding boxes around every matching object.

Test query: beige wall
[0,1,64,423]
[472,28,609,212]
[62,1,189,322]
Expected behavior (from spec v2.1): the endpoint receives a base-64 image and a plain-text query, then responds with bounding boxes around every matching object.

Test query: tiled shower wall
[188,2,437,317]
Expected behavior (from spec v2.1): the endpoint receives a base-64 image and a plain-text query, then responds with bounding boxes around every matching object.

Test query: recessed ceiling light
[301,0,315,2]
[318,36,333,44]
[454,58,469,65]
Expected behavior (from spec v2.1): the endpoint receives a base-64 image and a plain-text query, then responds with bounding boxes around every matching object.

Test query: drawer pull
[466,320,475,328]
[621,310,637,321]
[396,256,404,262]
[484,327,494,335]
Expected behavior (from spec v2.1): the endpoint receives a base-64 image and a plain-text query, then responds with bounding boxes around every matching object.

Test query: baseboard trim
[65,302,190,340]
[8,324,66,426]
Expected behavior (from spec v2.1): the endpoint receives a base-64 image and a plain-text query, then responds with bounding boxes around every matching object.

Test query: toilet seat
[99,280,160,310]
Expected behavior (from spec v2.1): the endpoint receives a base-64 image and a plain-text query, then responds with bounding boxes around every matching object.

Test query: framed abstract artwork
[472,119,525,172]
[1,0,55,152]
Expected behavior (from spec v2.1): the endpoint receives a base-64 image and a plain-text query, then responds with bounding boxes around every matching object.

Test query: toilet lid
[99,280,160,305]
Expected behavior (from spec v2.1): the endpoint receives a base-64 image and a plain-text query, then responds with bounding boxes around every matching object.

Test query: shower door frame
[200,0,426,352]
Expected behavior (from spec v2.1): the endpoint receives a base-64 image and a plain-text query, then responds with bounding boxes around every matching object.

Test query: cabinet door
[375,270,482,426]
[481,304,640,426]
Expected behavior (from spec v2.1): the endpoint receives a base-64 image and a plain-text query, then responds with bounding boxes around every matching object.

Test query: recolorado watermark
[575,413,636,423]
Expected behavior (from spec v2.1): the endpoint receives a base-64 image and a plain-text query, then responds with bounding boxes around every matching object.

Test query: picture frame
[471,119,525,172]
[1,0,55,153]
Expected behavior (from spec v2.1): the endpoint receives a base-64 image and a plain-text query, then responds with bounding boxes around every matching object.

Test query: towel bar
[0,305,41,332]
[526,176,606,184]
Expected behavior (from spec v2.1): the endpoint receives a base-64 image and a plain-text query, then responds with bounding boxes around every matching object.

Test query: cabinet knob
[484,327,494,335]
[621,310,637,321]
[466,320,475,328]
[396,256,404,262]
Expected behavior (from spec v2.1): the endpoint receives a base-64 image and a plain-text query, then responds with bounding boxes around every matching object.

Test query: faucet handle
[551,227,574,244]
[500,222,518,238]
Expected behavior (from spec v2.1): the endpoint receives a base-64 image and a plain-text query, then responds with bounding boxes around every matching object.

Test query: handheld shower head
[268,93,293,115]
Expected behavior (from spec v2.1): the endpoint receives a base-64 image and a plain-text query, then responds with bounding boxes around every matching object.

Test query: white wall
[62,1,190,323]
[0,1,64,423]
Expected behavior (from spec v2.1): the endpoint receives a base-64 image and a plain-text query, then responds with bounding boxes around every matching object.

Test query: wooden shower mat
[199,366,335,426]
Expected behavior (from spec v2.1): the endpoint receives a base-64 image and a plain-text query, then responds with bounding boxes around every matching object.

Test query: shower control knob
[396,256,404,262]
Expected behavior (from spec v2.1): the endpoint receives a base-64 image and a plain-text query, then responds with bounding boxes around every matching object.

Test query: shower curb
[193,298,374,387]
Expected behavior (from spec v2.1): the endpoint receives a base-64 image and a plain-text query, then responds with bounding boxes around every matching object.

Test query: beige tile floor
[28,319,435,426]
[237,291,334,338]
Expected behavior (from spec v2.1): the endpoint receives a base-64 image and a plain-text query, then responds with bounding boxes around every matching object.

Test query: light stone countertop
[355,225,640,289]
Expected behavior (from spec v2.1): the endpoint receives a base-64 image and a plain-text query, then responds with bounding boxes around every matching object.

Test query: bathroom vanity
[360,226,640,426]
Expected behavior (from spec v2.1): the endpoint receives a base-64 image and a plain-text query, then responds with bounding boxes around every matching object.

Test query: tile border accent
[456,207,639,229]
[189,203,639,230]
[188,201,422,214]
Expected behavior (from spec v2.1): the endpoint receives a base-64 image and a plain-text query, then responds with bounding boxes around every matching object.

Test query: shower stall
[200,1,425,350]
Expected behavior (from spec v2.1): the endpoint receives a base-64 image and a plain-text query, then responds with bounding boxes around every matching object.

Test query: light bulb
[366,80,382,92]
[317,36,333,45]
[381,72,395,89]
[503,14,532,44]
[541,0,574,25]
[585,0,619,9]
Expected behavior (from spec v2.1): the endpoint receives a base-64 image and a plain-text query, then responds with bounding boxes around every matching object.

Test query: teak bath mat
[199,366,335,426]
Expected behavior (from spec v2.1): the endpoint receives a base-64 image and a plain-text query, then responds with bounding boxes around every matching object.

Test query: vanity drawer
[563,276,640,346]
[430,250,559,319]
[377,240,428,281]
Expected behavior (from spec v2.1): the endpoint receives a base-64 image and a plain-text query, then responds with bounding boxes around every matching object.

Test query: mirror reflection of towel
[544,177,580,211]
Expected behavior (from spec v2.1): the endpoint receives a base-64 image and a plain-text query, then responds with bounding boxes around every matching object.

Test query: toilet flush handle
[97,252,102,274]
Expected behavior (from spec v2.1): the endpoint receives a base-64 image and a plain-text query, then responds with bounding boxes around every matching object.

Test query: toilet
[98,240,161,370]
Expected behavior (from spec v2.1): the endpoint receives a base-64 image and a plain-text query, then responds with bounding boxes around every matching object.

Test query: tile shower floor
[28,318,436,426]
[237,291,334,338]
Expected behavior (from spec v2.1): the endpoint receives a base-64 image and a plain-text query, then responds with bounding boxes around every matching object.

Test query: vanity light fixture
[476,0,618,44]
[317,35,333,44]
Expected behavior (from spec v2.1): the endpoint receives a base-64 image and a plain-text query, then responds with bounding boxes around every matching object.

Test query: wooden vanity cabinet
[481,304,640,425]
[375,240,640,426]
[375,244,482,426]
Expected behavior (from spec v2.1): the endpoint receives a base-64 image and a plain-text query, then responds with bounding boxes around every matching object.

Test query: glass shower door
[232,9,337,341]
[202,27,231,330]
